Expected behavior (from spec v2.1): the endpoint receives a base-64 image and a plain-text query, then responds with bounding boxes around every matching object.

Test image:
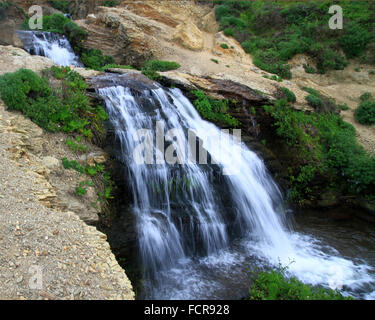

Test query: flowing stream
[96,78,375,300]
[16,30,83,67]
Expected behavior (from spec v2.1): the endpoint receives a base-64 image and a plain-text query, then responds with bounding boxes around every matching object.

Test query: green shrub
[143,60,180,72]
[339,23,374,59]
[191,90,240,128]
[101,0,120,7]
[211,58,219,64]
[264,99,375,197]
[141,60,180,81]
[0,67,108,138]
[62,158,85,174]
[220,43,229,49]
[355,98,375,125]
[48,0,71,14]
[303,64,316,74]
[81,48,115,71]
[214,1,375,78]
[280,87,296,103]
[0,69,60,131]
[249,266,352,300]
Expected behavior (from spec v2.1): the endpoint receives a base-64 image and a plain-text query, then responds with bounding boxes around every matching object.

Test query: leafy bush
[280,87,296,103]
[143,60,180,72]
[214,1,375,78]
[249,266,352,300]
[0,69,60,131]
[339,23,374,59]
[141,60,180,81]
[48,0,71,14]
[220,43,229,49]
[191,90,240,127]
[81,49,115,71]
[101,0,120,7]
[264,99,375,198]
[355,93,375,125]
[0,67,108,138]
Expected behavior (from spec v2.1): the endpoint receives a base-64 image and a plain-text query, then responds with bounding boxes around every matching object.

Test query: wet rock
[355,198,375,223]
[317,191,340,208]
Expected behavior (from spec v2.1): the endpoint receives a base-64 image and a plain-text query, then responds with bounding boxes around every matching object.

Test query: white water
[98,82,375,299]
[16,30,82,67]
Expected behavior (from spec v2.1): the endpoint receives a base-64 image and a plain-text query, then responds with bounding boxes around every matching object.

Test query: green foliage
[62,158,85,174]
[355,93,375,125]
[141,60,180,81]
[65,138,88,153]
[0,0,12,19]
[303,64,316,74]
[280,87,296,103]
[48,0,71,14]
[101,0,120,7]
[143,60,180,72]
[191,90,240,128]
[303,87,338,114]
[211,58,219,64]
[0,67,108,137]
[214,1,375,78]
[220,43,229,49]
[264,99,375,198]
[101,64,135,71]
[339,22,374,59]
[0,69,60,131]
[339,103,349,111]
[249,265,352,300]
[263,74,283,82]
[81,48,115,71]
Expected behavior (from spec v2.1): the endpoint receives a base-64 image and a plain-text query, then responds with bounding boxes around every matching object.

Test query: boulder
[172,22,204,51]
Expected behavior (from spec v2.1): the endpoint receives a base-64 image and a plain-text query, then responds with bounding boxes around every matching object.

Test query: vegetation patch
[101,0,120,7]
[263,98,375,202]
[141,60,180,81]
[249,265,352,300]
[355,93,375,125]
[214,1,375,78]
[48,0,71,14]
[191,90,240,128]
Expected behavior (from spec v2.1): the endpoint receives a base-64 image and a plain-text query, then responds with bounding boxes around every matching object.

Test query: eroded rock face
[0,46,54,75]
[76,6,159,67]
[69,0,99,19]
[172,22,204,51]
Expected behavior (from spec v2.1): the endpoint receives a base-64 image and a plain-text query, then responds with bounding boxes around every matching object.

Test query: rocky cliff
[0,45,134,300]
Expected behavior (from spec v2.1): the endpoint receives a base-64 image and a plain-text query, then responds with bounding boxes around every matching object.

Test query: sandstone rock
[69,0,99,19]
[43,156,60,170]
[0,20,24,48]
[199,10,219,33]
[0,45,55,76]
[172,22,204,51]
[86,14,97,24]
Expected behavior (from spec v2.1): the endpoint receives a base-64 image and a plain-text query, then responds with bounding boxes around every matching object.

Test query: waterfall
[96,77,374,299]
[16,30,83,67]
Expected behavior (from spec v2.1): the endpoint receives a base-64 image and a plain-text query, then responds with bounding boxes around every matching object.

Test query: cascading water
[95,74,375,299]
[16,30,83,67]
